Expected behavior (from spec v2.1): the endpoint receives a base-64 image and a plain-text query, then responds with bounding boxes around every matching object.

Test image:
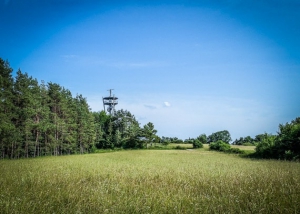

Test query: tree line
[0,58,158,159]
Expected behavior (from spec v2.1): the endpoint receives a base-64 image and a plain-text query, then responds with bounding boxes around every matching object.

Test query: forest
[0,58,160,158]
[1,58,299,160]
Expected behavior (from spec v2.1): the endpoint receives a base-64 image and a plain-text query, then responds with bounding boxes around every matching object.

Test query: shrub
[253,118,300,160]
[255,134,276,159]
[174,145,185,150]
[219,142,231,151]
[209,140,230,152]
[161,140,170,146]
[192,139,203,149]
[209,141,245,155]
[227,148,245,154]
[89,145,97,153]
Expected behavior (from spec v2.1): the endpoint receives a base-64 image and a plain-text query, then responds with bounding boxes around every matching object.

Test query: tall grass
[1,150,299,213]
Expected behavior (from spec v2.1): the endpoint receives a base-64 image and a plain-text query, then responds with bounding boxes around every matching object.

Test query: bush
[219,143,230,151]
[174,145,186,150]
[192,139,203,149]
[253,118,300,160]
[89,145,97,153]
[161,140,170,146]
[255,134,276,159]
[209,140,230,151]
[209,141,245,155]
[227,148,245,154]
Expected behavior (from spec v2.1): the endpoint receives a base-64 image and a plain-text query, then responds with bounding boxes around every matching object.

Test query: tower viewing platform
[102,89,118,115]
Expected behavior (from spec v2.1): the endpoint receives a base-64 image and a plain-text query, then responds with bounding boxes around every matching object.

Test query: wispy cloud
[144,105,157,110]
[4,0,10,5]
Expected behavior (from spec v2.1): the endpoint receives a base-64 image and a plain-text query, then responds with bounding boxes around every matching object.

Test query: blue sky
[1,0,300,140]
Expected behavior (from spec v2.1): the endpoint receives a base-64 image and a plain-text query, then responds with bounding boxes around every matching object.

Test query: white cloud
[164,102,171,107]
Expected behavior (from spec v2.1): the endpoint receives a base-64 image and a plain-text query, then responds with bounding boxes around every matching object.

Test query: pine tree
[47,82,63,155]
[93,111,109,149]
[75,94,95,154]
[0,59,16,158]
[14,70,43,157]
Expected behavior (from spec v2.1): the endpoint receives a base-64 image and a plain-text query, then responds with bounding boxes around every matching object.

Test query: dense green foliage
[161,136,184,145]
[1,150,299,213]
[232,134,264,146]
[254,118,300,160]
[192,139,203,148]
[0,60,96,158]
[209,140,245,154]
[207,130,231,144]
[0,59,156,158]
[185,138,203,148]
[210,140,231,151]
[197,133,207,144]
[183,134,207,148]
[94,110,155,150]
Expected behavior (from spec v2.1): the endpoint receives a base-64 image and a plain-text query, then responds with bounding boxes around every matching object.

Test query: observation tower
[102,89,118,116]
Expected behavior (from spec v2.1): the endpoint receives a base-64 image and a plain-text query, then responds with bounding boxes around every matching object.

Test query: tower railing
[102,89,118,115]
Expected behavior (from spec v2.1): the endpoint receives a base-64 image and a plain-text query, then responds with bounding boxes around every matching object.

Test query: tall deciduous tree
[197,134,207,144]
[207,130,232,144]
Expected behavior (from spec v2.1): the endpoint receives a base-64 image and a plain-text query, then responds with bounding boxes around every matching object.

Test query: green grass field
[1,149,300,213]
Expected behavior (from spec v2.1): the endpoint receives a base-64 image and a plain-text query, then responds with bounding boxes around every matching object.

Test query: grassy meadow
[1,149,300,213]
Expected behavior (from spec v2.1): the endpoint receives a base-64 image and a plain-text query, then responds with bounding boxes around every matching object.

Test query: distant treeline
[0,58,158,159]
